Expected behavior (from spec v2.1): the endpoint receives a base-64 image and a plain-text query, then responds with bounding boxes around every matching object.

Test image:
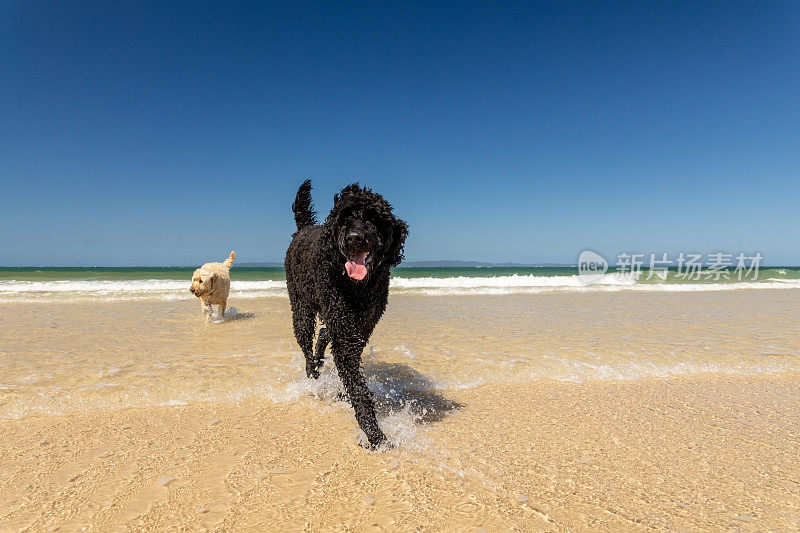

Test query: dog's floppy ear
[384,217,409,268]
[208,274,215,291]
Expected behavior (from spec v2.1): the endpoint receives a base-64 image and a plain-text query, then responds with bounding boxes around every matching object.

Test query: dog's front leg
[331,338,388,449]
[202,300,213,322]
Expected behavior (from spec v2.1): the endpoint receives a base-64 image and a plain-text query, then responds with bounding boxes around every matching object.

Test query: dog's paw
[333,391,350,403]
[362,436,394,451]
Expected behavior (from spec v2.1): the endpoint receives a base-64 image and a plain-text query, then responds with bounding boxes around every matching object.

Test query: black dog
[285,180,408,448]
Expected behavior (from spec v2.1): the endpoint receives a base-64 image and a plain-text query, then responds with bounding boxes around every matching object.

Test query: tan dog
[190,251,236,322]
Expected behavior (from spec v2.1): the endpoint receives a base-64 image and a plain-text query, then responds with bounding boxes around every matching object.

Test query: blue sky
[1,1,798,266]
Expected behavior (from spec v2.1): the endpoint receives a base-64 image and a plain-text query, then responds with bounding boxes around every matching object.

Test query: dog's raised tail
[292,179,317,230]
[223,251,236,268]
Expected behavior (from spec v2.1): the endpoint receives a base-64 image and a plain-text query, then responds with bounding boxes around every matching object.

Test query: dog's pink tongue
[345,252,369,280]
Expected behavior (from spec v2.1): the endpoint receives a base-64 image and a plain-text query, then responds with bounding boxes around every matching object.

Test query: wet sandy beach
[1,292,799,530]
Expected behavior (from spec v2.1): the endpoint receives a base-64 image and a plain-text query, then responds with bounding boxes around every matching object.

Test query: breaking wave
[1,274,799,302]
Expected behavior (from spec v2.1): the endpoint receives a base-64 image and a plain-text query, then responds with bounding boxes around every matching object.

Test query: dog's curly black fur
[285,180,408,448]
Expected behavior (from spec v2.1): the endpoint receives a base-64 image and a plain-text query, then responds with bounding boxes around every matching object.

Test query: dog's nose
[346,232,364,247]
[189,288,195,294]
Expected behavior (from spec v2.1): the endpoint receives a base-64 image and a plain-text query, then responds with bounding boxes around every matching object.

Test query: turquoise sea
[0,266,799,302]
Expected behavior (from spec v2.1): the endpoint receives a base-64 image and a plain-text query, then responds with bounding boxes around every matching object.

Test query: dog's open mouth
[345,252,371,280]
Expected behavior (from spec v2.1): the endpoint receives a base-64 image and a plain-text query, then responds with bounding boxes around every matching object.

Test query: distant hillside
[402,260,571,268]
[237,260,572,268]
[237,262,284,268]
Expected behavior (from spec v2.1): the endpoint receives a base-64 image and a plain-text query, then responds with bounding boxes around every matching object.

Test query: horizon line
[2,263,799,269]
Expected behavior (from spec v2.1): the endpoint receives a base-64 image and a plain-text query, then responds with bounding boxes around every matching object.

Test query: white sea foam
[517,354,796,383]
[270,356,429,449]
[391,272,639,289]
[0,279,287,302]
[1,274,799,302]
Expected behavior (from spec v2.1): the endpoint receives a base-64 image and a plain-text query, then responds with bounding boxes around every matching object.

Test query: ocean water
[1,266,799,302]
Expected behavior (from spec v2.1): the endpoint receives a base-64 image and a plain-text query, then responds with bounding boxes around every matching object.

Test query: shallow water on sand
[1,291,799,421]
